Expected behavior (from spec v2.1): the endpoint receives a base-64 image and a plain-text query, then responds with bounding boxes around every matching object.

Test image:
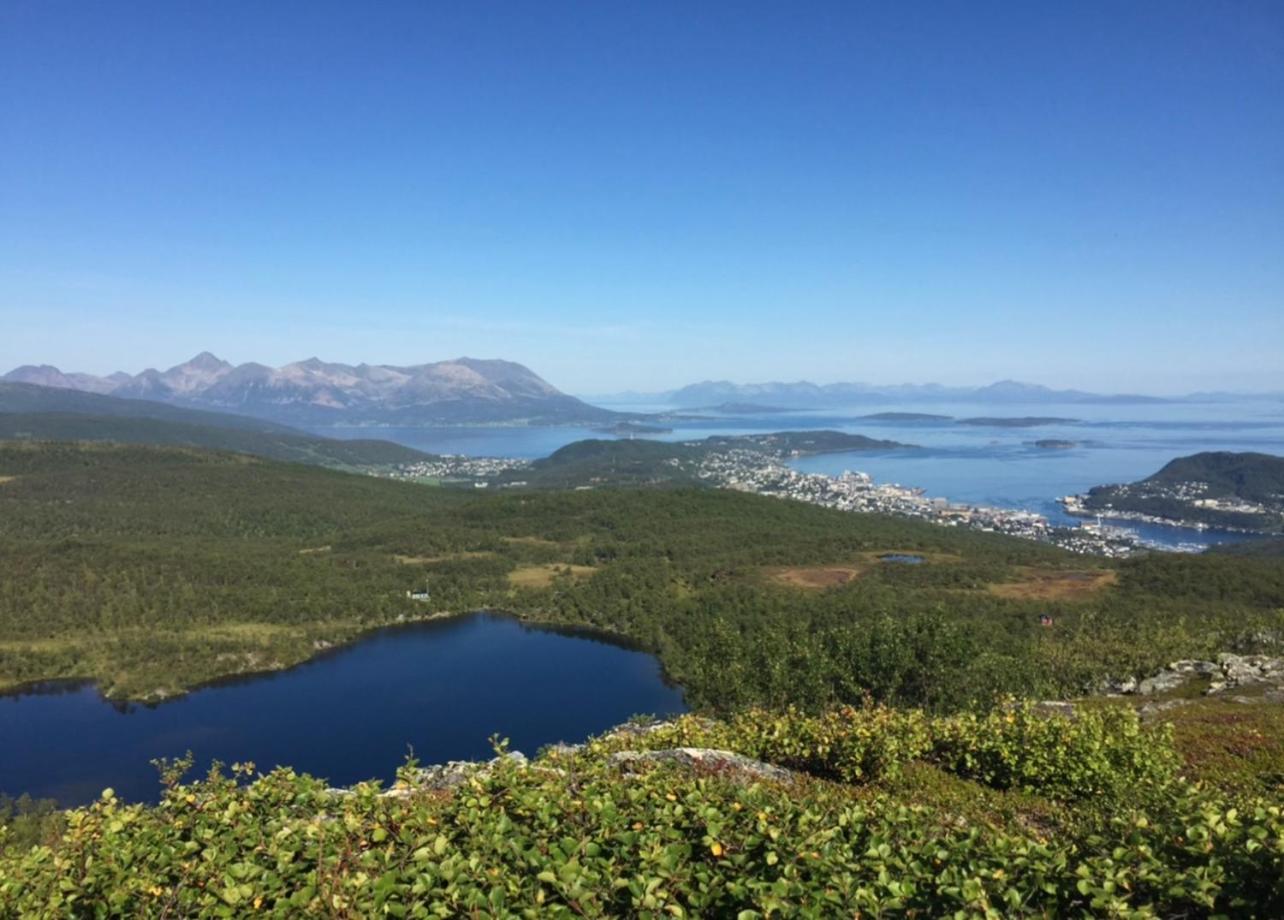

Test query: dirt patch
[0,475,16,485]
[987,568,1117,601]
[298,545,332,555]
[396,551,496,565]
[507,564,595,589]
[768,565,865,589]
[767,550,960,590]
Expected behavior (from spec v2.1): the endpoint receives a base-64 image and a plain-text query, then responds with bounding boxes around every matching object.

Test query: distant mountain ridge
[664,379,1170,408]
[3,354,619,426]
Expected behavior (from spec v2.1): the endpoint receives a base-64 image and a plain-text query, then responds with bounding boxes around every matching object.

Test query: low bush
[580,705,933,783]
[930,703,1181,801]
[2,741,1280,918]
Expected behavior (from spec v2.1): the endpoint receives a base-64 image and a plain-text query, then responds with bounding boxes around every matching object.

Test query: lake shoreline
[0,608,672,707]
[2,612,688,805]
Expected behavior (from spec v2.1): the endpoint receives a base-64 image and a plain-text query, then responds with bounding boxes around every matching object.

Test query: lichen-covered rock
[1138,669,1195,696]
[607,747,798,785]
[326,751,533,799]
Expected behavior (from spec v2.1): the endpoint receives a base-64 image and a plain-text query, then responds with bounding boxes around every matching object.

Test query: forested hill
[511,430,911,488]
[520,438,706,487]
[0,412,429,469]
[1146,451,1284,500]
[0,383,430,469]
[0,381,292,431]
[1081,451,1284,533]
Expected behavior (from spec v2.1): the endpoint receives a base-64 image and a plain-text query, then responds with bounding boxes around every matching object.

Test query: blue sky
[1,1,1281,395]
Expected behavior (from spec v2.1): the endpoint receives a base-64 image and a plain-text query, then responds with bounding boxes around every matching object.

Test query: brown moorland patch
[987,567,1117,601]
[768,565,865,589]
[507,563,595,589]
[767,550,962,590]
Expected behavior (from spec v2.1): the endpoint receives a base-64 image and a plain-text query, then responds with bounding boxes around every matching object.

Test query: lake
[0,613,686,806]
[315,398,1284,548]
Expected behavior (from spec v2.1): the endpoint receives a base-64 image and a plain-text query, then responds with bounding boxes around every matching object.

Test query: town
[384,443,1143,557]
[694,448,1140,557]
[384,454,530,485]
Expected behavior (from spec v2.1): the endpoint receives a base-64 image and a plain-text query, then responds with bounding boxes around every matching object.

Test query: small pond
[1,613,687,805]
[879,554,926,565]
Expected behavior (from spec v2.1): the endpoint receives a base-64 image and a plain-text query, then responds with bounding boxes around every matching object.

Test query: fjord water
[318,398,1284,548]
[1,614,685,806]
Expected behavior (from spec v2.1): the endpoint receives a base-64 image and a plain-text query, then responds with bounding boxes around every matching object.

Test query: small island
[593,421,674,435]
[1034,439,1077,450]
[857,412,953,422]
[959,416,1078,427]
[700,430,912,457]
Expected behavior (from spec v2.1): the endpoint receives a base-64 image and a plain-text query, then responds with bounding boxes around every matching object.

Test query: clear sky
[2,1,1281,395]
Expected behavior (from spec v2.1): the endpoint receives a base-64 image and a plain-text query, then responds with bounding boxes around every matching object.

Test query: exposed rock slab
[607,747,798,785]
[1120,654,1284,698]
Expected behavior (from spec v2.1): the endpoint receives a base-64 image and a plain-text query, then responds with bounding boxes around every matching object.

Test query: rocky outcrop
[607,748,798,785]
[1105,654,1284,699]
[327,751,530,799]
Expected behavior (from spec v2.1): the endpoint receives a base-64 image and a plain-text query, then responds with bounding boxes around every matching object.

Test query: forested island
[1066,451,1284,533]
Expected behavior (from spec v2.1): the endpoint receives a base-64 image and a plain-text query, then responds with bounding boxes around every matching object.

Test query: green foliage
[0,413,429,469]
[584,704,1178,803]
[1,708,1280,918]
[2,442,1282,707]
[580,706,933,784]
[930,704,1180,801]
[0,793,62,855]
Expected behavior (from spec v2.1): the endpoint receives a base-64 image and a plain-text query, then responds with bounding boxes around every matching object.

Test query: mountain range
[3,354,619,426]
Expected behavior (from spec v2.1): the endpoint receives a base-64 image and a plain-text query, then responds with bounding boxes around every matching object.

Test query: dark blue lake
[2,613,686,806]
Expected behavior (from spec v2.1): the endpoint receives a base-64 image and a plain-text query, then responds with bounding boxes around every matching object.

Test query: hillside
[1074,451,1284,533]
[0,382,430,468]
[2,442,1282,708]
[518,438,707,487]
[3,354,622,426]
[0,412,428,469]
[0,381,294,432]
[3,443,1284,915]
